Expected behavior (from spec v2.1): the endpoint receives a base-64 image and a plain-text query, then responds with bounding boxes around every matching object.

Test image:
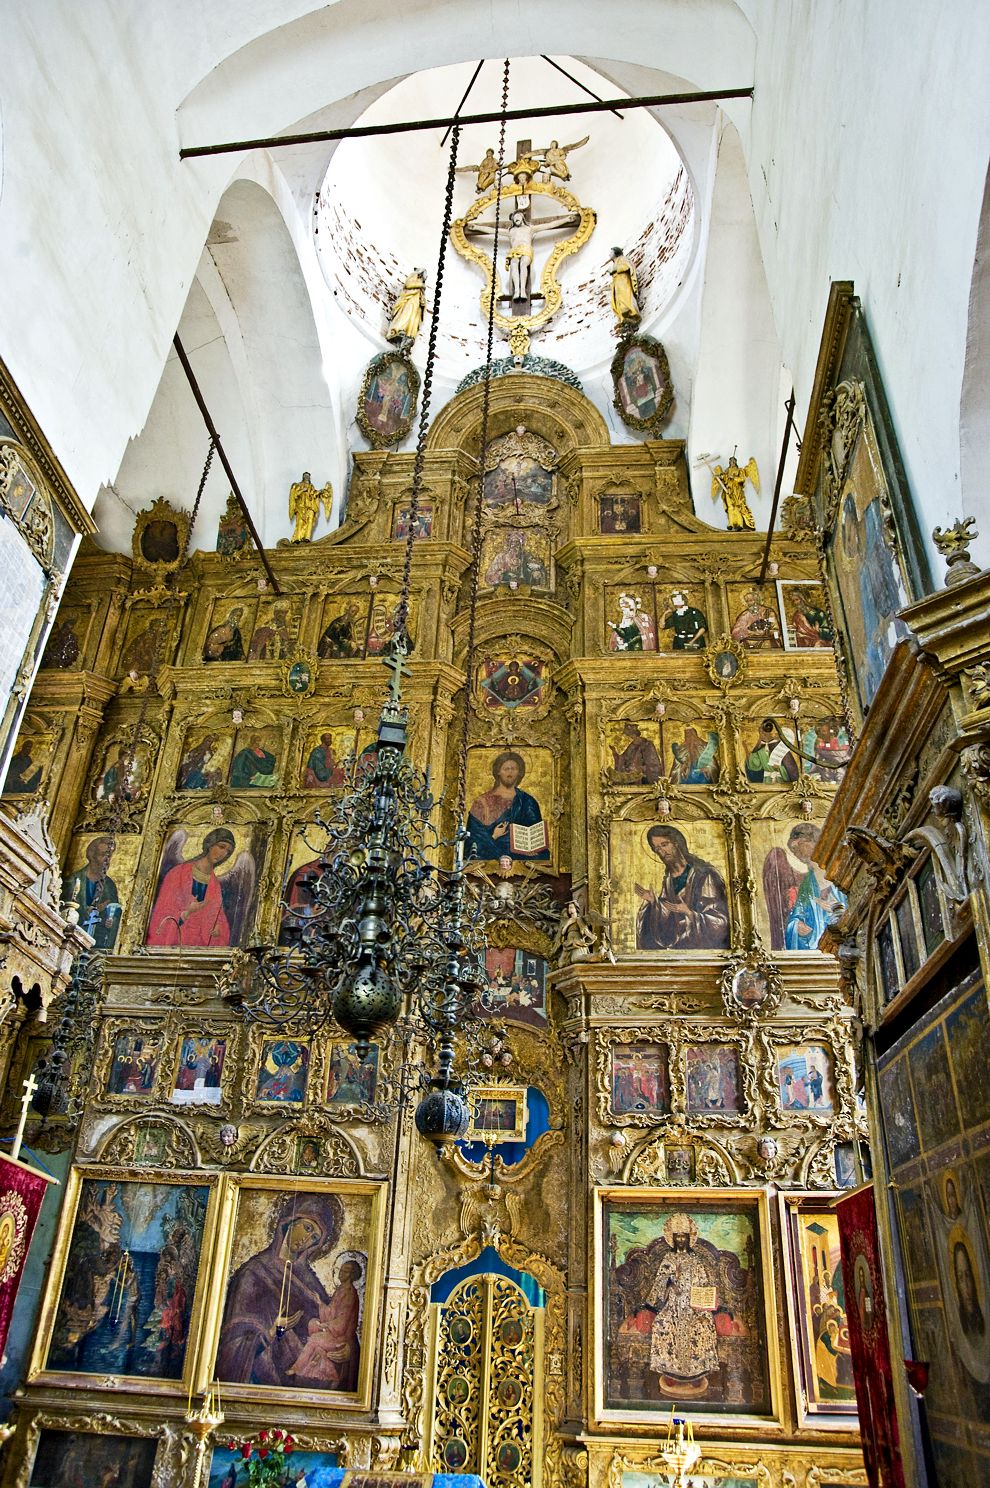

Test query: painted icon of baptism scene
[47,1179,210,1380]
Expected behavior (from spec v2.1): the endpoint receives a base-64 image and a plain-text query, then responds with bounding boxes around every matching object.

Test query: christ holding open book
[466,750,550,862]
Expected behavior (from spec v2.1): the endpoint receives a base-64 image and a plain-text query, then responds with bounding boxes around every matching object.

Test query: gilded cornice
[900,565,990,698]
[815,640,949,891]
[0,353,96,537]
[792,281,856,498]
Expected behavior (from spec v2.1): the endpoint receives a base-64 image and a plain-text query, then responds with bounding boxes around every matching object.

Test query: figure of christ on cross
[464,139,582,314]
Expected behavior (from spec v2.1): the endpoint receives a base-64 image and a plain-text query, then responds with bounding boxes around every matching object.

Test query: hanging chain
[455,59,511,825]
[396,126,462,639]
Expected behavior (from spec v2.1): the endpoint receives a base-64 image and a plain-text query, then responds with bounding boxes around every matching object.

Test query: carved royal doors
[428,1271,544,1488]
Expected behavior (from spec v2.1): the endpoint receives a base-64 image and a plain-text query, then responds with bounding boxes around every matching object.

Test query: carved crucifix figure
[464,139,581,315]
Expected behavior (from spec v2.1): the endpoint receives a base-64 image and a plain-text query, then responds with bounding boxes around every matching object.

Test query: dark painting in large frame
[595,1187,779,1425]
[30,1168,218,1394]
[797,284,931,721]
[876,970,990,1484]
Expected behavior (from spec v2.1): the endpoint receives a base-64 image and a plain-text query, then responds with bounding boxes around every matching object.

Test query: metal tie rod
[179,86,753,159]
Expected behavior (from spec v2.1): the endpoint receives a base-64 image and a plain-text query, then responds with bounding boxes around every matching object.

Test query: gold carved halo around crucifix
[450,178,597,344]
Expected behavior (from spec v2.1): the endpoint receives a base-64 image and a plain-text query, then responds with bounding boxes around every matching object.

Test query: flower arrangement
[225,1429,296,1486]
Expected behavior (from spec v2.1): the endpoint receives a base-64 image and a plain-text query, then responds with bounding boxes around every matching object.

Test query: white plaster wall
[0,0,753,518]
[745,0,990,574]
[960,162,990,522]
[1,0,988,579]
[687,119,783,530]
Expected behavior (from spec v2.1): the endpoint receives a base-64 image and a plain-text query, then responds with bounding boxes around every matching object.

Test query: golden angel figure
[711,454,759,531]
[534,135,589,183]
[609,246,641,328]
[288,472,333,543]
[455,148,499,193]
[386,269,426,347]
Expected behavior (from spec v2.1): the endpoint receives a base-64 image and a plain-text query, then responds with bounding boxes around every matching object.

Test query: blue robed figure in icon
[784,863,847,950]
[466,750,549,862]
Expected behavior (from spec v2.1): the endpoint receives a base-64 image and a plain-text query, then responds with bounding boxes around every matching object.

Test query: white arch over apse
[96,177,338,553]
[2,2,990,571]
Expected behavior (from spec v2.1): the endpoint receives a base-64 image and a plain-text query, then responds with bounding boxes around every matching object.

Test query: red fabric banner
[836,1183,906,1488]
[0,1153,54,1362]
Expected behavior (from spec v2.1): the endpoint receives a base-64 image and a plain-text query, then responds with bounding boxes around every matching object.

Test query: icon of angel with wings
[146,824,260,948]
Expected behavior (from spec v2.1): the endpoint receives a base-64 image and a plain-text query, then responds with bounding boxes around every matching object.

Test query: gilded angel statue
[455,147,499,193]
[533,135,589,183]
[551,898,616,965]
[708,453,760,531]
[288,471,333,543]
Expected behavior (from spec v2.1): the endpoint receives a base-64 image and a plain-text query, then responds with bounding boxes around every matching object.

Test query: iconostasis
[0,375,868,1488]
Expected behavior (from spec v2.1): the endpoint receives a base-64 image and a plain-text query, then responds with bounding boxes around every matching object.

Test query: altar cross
[464,138,580,318]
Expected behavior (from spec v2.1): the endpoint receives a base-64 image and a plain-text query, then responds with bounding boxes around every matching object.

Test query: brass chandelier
[236,63,516,1142]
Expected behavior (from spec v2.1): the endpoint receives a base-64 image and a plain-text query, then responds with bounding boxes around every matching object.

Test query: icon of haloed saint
[466,750,549,863]
[146,827,256,948]
[631,1213,720,1397]
[217,1193,362,1390]
[634,824,729,950]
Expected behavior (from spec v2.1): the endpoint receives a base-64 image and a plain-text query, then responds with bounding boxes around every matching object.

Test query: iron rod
[440,59,485,148]
[179,86,753,159]
[540,55,625,118]
[171,333,282,593]
[758,389,797,586]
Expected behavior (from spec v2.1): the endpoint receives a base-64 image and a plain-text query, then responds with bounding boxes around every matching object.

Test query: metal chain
[455,59,511,824]
[396,126,462,637]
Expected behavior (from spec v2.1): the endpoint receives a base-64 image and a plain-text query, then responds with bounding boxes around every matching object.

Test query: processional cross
[11,1073,37,1163]
[382,632,411,706]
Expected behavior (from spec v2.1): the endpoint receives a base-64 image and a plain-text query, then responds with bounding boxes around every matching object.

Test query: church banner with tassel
[836,1183,905,1488]
[0,1153,55,1361]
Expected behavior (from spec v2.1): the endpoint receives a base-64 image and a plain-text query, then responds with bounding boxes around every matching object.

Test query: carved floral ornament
[719,950,783,1020]
[819,378,867,523]
[0,437,57,575]
[482,427,558,476]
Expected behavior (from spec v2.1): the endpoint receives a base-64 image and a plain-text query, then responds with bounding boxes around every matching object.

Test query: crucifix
[382,632,411,705]
[10,1073,37,1164]
[464,138,581,316]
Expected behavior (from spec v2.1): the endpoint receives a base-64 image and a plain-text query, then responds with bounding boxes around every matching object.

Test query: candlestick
[276,1257,293,1335]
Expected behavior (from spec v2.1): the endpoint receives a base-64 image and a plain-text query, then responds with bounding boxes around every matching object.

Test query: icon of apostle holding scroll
[466,750,550,863]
